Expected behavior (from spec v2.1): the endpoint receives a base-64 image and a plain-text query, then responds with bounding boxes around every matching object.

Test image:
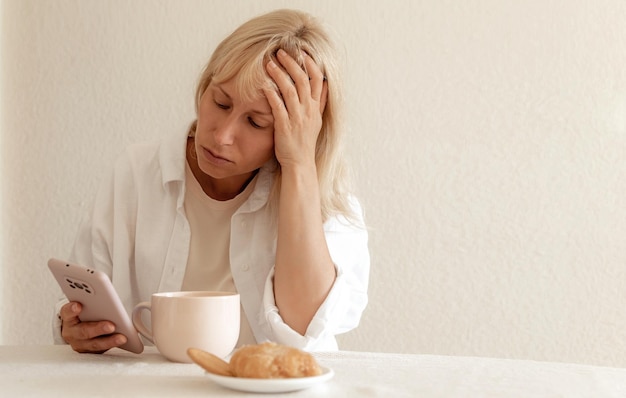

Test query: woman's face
[194,78,275,188]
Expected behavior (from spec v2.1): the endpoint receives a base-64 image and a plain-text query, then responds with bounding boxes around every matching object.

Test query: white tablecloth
[2,345,626,397]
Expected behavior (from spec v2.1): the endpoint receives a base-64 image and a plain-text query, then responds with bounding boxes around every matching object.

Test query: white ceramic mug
[132,291,240,363]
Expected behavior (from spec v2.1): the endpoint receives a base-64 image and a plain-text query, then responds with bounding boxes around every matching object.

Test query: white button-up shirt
[53,132,370,351]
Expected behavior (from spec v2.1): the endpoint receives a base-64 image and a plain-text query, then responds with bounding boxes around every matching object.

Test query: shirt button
[241,264,250,271]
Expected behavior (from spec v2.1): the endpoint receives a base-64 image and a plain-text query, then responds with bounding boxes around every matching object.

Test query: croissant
[229,342,322,378]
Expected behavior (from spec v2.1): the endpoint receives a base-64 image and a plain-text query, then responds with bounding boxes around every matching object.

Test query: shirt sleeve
[261,198,370,351]
[52,298,69,344]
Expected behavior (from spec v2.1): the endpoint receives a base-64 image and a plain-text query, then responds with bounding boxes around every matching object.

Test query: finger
[266,59,297,114]
[60,301,82,328]
[263,87,288,127]
[275,49,310,106]
[319,79,328,114]
[71,333,128,354]
[63,318,117,342]
[303,53,324,101]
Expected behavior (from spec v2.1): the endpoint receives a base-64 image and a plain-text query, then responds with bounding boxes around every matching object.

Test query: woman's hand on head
[264,49,328,169]
[60,301,127,354]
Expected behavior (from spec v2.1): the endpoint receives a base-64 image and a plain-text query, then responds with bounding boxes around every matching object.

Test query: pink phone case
[48,258,144,354]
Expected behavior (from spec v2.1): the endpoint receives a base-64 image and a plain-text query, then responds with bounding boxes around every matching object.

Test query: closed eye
[248,117,264,129]
[214,101,230,110]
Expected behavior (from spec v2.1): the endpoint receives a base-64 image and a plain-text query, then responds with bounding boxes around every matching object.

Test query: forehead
[210,79,271,110]
[211,55,275,103]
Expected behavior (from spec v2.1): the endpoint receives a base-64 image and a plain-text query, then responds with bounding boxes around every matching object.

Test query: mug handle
[131,301,154,344]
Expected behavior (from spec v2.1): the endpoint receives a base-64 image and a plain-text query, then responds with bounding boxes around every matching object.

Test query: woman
[53,9,369,353]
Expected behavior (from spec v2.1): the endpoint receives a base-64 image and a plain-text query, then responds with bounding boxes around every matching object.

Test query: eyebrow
[214,85,273,117]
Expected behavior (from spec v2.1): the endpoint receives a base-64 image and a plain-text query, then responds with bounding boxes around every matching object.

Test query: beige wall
[2,0,626,367]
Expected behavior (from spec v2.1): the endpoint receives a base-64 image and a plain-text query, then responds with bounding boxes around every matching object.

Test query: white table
[2,345,626,397]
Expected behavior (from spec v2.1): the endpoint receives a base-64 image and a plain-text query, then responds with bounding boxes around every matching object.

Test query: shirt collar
[159,131,188,185]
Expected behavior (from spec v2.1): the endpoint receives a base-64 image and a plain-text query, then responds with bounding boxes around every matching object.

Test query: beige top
[181,162,256,347]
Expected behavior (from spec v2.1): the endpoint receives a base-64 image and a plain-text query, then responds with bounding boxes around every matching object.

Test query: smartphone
[48,258,144,354]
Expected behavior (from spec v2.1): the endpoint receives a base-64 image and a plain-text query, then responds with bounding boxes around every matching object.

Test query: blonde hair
[188,9,356,223]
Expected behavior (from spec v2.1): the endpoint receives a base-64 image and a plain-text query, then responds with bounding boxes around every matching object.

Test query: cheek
[196,104,213,126]
[248,134,275,161]
[196,95,217,124]
[195,112,221,142]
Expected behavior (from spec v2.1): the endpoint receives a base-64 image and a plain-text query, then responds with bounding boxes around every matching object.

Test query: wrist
[280,161,318,181]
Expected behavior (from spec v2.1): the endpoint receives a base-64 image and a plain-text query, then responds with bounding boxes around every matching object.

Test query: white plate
[204,366,334,393]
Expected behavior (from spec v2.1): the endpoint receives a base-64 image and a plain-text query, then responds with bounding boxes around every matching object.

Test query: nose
[213,115,237,145]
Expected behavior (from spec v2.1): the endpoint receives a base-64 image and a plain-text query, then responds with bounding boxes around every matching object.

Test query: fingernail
[277,49,286,57]
[268,60,277,69]
[103,324,115,333]
[115,335,127,345]
[71,303,79,312]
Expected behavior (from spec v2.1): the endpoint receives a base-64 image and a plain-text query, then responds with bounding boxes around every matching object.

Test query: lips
[202,146,232,165]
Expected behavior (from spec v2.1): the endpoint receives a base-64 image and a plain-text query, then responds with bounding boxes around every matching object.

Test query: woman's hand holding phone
[60,301,127,354]
[49,258,144,354]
